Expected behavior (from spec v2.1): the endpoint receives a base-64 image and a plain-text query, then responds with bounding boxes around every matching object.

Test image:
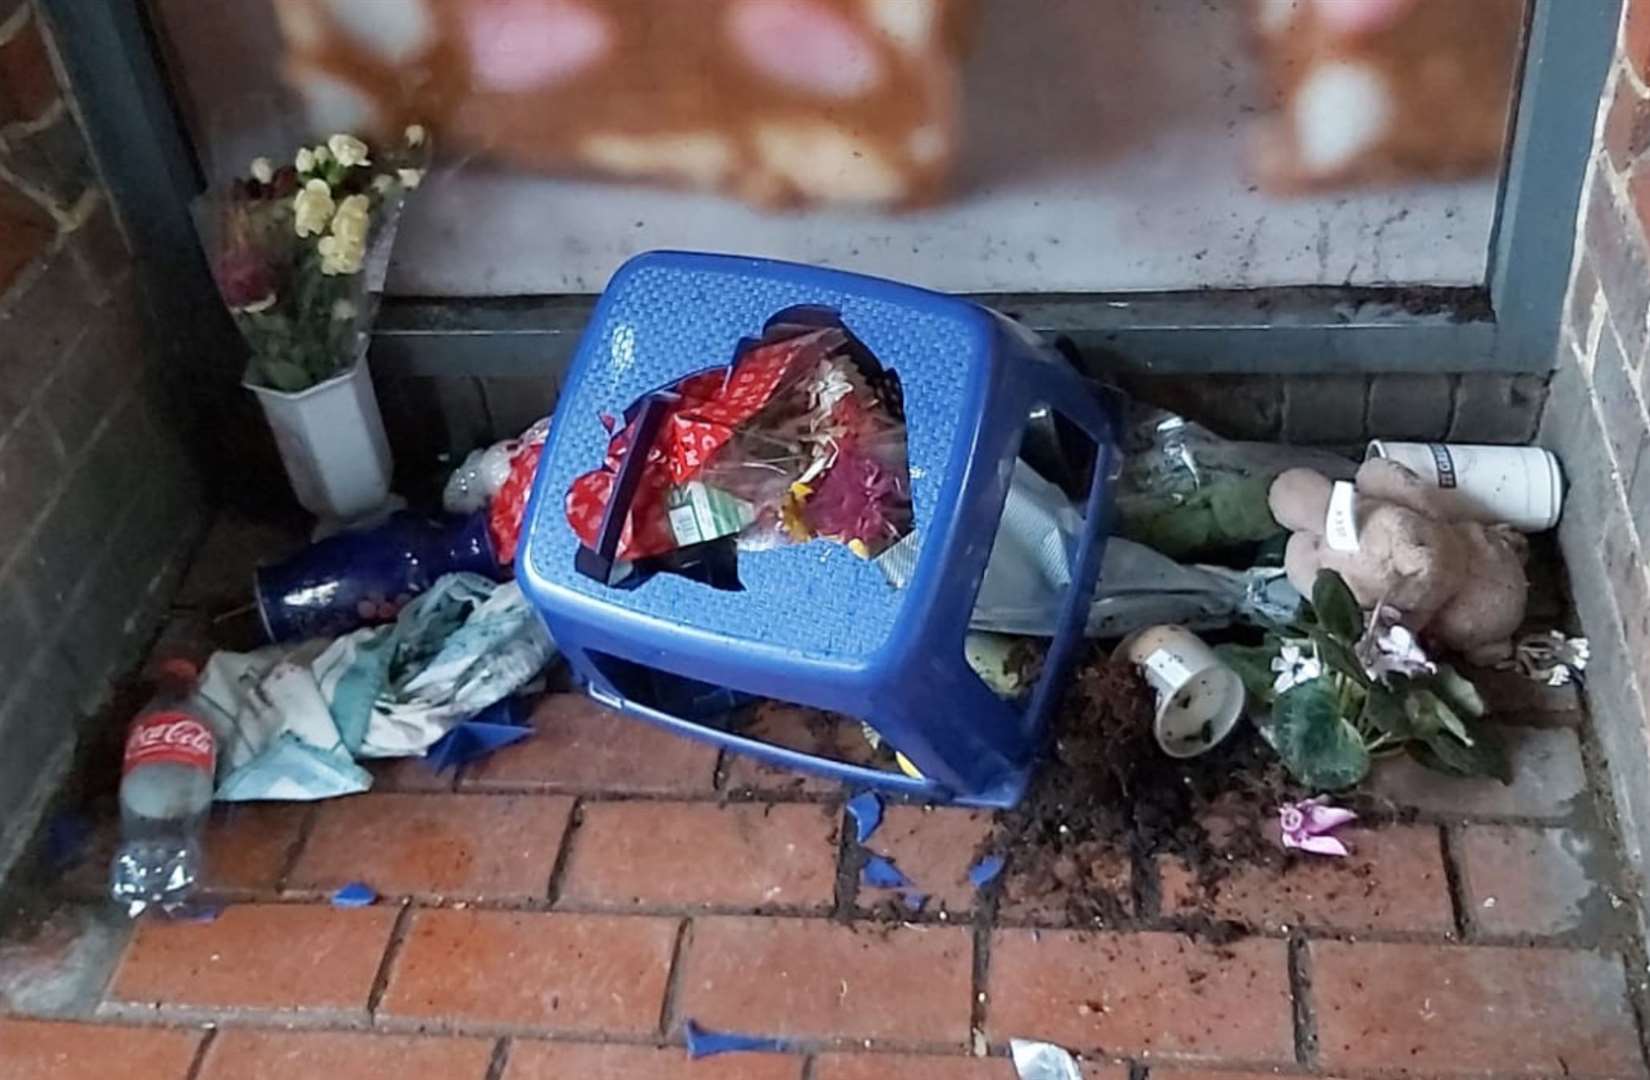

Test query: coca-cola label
[123,712,216,775]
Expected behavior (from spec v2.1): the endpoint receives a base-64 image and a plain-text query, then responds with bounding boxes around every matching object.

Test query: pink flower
[1278,797,1357,857]
[215,246,277,313]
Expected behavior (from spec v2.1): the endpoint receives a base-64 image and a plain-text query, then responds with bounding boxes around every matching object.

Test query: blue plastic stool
[518,252,1117,807]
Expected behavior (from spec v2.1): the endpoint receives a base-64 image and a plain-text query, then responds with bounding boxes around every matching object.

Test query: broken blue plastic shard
[683,1020,788,1059]
[846,792,883,844]
[968,853,1006,888]
[331,881,378,908]
[425,697,533,773]
[860,854,910,890]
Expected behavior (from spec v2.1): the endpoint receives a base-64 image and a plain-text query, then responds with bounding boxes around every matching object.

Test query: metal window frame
[45,0,1620,381]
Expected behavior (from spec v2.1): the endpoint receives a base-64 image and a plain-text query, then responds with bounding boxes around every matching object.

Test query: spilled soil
[981,651,1293,935]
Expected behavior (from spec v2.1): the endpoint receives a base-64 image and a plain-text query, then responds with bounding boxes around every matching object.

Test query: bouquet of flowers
[1217,570,1510,790]
[203,127,429,392]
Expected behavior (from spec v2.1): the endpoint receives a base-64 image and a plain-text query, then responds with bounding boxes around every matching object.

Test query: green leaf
[1256,678,1371,790]
[1208,475,1282,544]
[1216,643,1280,706]
[1311,571,1364,642]
[1429,663,1488,720]
[260,359,312,392]
[1361,685,1412,738]
[1413,724,1512,784]
[1406,689,1472,745]
[1311,629,1371,690]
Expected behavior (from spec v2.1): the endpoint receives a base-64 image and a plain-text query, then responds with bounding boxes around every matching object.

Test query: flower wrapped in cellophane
[200,128,430,392]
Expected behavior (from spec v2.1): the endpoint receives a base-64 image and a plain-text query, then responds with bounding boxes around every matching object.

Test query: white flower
[372,173,396,194]
[1356,604,1436,683]
[314,144,332,164]
[240,293,277,314]
[327,133,371,168]
[397,167,424,190]
[331,299,357,321]
[1271,643,1323,696]
[317,231,365,275]
[295,147,316,173]
[292,178,335,237]
[250,157,273,184]
[405,123,426,147]
[330,193,371,244]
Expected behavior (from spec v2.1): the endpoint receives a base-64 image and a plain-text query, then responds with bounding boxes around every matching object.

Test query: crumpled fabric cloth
[197,573,555,802]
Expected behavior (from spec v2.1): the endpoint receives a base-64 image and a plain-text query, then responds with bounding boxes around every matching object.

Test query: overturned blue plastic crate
[518,252,1117,807]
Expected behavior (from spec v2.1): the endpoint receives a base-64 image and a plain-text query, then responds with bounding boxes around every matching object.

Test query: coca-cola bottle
[109,659,217,916]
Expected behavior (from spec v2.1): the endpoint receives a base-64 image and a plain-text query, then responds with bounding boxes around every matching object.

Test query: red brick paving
[1454,824,1608,937]
[1158,825,1453,934]
[287,793,572,900]
[0,1019,200,1080]
[1311,941,1646,1077]
[106,904,397,1016]
[560,801,839,910]
[503,1042,801,1079]
[379,909,678,1034]
[677,916,974,1046]
[462,695,719,795]
[986,930,1295,1064]
[196,1030,495,1080]
[201,803,309,893]
[857,806,996,915]
[813,1053,1124,1079]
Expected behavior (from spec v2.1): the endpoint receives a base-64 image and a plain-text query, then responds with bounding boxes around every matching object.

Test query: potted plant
[202,127,428,523]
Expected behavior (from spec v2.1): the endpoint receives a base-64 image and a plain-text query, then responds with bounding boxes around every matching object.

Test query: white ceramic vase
[246,357,393,522]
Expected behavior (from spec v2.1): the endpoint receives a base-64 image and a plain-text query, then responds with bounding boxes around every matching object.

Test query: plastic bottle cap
[156,658,200,682]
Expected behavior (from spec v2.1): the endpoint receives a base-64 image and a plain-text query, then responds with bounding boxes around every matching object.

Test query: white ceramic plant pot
[247,358,393,522]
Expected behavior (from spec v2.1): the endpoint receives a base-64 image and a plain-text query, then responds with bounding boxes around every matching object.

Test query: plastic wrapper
[880,458,1299,639]
[1116,406,1355,562]
[566,313,911,581]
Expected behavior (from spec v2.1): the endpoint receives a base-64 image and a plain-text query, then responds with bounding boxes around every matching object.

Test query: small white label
[1325,480,1360,552]
[1143,648,1195,692]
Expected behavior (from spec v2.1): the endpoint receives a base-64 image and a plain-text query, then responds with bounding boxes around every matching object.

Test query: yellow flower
[404,124,426,148]
[292,178,335,238]
[327,133,371,168]
[295,147,315,173]
[250,157,273,184]
[397,167,424,190]
[330,194,371,245]
[317,231,365,276]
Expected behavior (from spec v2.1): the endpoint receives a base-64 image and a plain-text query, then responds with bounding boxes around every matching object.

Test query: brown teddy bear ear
[1353,457,1446,519]
[1268,468,1334,532]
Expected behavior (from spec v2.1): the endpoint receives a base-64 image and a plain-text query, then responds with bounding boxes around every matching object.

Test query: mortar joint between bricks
[1438,824,1473,942]
[181,1025,217,1080]
[1287,934,1318,1068]
[482,1038,510,1080]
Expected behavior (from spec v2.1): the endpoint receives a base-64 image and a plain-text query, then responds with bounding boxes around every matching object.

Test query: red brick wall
[1543,0,1650,882]
[0,1,205,877]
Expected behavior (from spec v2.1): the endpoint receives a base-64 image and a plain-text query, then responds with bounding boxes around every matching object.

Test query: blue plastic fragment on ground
[861,854,910,890]
[846,792,883,845]
[968,853,1006,888]
[424,697,534,773]
[331,881,379,907]
[683,1020,789,1059]
[165,902,224,923]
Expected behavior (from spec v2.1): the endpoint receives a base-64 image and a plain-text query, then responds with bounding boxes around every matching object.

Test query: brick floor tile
[368,756,457,792]
[986,930,1293,1063]
[198,1030,495,1080]
[287,793,572,901]
[504,1042,801,1079]
[1455,825,1612,937]
[560,802,838,911]
[107,904,396,1016]
[813,1053,1124,1079]
[721,703,879,796]
[379,909,677,1034]
[1370,727,1587,820]
[1148,1073,1316,1080]
[202,802,308,893]
[1311,942,1646,1076]
[1159,825,1452,933]
[858,807,995,916]
[678,916,973,1046]
[0,1019,200,1080]
[997,845,1132,927]
[463,695,718,795]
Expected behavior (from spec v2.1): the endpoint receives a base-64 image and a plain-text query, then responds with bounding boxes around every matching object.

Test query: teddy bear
[1268,458,1528,663]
